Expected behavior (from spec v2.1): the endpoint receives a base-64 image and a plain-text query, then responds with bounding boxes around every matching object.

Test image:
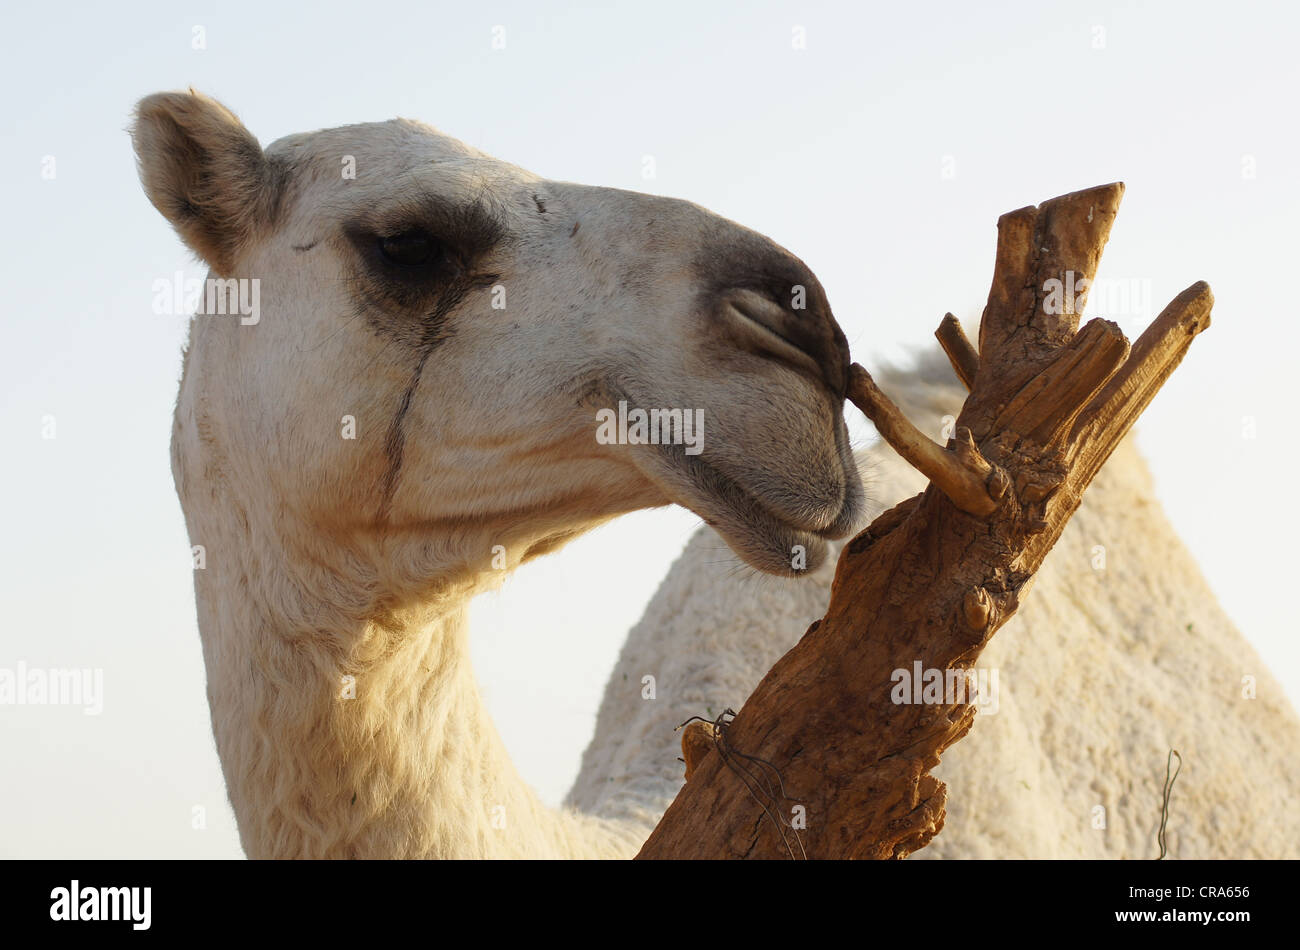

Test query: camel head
[133,90,863,599]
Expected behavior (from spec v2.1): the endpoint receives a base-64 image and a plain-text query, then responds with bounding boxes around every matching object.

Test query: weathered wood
[936,313,979,390]
[636,183,1212,860]
[847,365,1006,517]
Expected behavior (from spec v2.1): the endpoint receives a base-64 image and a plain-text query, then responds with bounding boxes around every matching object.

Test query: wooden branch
[936,313,979,390]
[1076,281,1214,461]
[637,183,1211,860]
[991,317,1130,446]
[970,182,1126,438]
[847,364,1005,517]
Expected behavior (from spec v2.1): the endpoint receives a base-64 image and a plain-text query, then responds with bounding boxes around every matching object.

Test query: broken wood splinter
[936,313,980,390]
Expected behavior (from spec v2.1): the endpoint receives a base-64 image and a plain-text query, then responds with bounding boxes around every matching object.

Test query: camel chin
[631,431,860,577]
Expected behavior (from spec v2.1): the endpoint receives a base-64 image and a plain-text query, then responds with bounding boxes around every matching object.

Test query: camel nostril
[724,288,849,398]
[727,290,821,365]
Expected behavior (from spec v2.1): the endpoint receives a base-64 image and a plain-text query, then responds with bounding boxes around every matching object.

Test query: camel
[134,91,1300,859]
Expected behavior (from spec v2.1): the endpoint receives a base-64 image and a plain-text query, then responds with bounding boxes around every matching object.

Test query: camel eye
[378,230,439,267]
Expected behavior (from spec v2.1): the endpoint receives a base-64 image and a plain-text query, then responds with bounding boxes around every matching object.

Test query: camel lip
[637,433,859,577]
[659,434,855,535]
[586,378,862,574]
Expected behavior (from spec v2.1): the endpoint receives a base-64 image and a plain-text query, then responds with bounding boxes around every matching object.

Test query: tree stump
[637,182,1213,859]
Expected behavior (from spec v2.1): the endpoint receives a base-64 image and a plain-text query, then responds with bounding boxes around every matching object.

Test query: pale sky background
[1,0,1296,857]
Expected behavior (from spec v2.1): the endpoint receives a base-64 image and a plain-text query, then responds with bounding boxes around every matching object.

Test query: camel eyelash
[345,192,505,265]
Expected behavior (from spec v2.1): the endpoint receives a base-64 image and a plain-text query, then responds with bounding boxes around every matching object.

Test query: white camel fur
[135,91,1300,859]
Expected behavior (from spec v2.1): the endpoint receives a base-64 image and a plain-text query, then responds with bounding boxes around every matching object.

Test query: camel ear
[131,90,281,275]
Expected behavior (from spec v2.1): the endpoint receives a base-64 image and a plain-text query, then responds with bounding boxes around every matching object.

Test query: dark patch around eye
[341,193,506,349]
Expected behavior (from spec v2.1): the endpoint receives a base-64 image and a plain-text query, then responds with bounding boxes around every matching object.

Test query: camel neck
[190,517,642,858]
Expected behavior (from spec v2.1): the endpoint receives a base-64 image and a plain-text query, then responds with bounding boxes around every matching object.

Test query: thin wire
[676,709,807,859]
[1157,749,1182,860]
